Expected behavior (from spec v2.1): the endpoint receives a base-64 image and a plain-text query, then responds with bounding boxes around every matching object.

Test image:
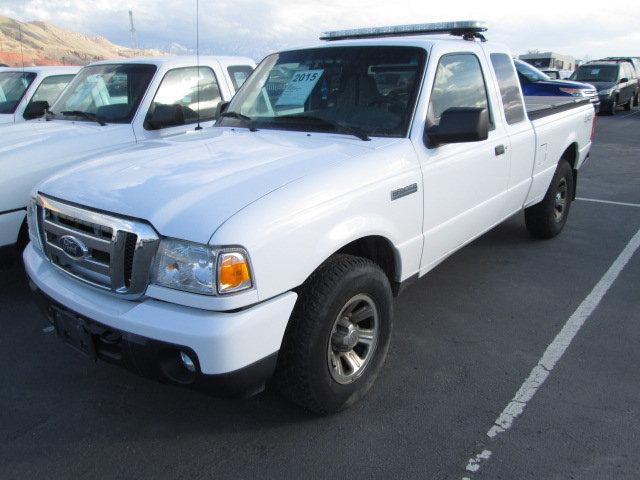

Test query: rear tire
[525,160,574,239]
[274,254,393,414]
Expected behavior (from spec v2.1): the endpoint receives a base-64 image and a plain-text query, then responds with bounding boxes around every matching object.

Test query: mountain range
[0,15,166,66]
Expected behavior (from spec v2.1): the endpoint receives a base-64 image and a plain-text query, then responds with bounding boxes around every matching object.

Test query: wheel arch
[560,142,579,199]
[334,235,402,296]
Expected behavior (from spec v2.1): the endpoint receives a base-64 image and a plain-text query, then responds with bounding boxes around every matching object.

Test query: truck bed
[525,96,591,120]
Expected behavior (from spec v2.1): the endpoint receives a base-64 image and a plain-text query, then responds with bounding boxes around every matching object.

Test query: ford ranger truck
[24,22,595,414]
[0,55,255,256]
[0,66,80,125]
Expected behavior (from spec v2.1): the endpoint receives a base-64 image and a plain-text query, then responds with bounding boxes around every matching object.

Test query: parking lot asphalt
[1,109,639,480]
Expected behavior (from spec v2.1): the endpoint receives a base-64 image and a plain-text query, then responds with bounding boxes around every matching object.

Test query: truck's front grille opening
[123,233,138,288]
[37,196,158,297]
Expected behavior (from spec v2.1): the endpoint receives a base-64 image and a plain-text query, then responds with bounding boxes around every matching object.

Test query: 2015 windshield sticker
[275,69,324,106]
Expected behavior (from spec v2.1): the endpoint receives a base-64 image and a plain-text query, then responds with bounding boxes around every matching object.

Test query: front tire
[607,98,617,115]
[623,98,632,111]
[274,254,393,414]
[633,93,639,107]
[525,160,574,239]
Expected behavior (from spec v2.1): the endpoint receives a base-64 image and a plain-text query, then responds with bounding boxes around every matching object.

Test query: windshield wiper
[60,110,106,126]
[276,114,370,141]
[219,111,258,131]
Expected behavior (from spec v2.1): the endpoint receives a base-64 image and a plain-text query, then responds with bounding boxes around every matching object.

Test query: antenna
[194,0,202,131]
[18,21,24,70]
[128,10,138,50]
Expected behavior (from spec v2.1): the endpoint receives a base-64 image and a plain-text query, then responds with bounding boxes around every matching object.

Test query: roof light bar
[320,20,488,42]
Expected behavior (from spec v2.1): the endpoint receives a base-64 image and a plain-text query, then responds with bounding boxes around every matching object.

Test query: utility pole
[128,10,138,50]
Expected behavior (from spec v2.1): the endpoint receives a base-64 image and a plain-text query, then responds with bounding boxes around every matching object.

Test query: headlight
[559,87,585,97]
[151,239,253,295]
[26,197,42,251]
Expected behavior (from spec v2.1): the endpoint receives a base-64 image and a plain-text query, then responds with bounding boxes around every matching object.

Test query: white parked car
[0,55,255,254]
[25,22,595,414]
[0,66,80,125]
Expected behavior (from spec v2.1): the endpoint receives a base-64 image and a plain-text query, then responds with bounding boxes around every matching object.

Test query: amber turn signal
[218,252,252,293]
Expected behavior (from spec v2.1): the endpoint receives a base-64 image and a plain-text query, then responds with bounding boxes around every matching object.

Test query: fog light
[180,351,196,372]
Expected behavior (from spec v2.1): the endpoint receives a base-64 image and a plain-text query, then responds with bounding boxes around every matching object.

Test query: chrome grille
[36,195,159,298]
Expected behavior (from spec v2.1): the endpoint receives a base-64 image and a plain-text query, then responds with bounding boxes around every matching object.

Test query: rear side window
[227,65,254,90]
[427,53,492,128]
[27,75,75,112]
[146,66,221,129]
[490,53,525,125]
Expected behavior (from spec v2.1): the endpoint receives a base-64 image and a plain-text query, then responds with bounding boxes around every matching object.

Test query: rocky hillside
[0,15,166,66]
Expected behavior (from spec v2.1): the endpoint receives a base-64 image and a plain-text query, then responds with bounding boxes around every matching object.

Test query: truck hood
[38,128,389,244]
[586,81,616,91]
[546,79,595,90]
[0,119,128,153]
[0,113,14,125]
[0,118,136,212]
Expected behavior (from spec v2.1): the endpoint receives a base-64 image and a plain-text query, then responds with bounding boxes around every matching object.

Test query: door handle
[495,144,506,156]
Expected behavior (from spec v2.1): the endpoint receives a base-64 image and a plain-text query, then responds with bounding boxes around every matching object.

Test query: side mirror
[215,101,230,120]
[425,107,489,147]
[146,104,184,130]
[619,78,629,84]
[24,100,49,120]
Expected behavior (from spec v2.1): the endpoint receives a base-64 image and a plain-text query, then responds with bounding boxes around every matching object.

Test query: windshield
[0,71,37,114]
[570,66,618,83]
[523,58,552,69]
[50,64,157,123]
[515,60,550,83]
[218,46,426,138]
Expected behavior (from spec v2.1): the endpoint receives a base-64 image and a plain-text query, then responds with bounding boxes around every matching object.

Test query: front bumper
[24,243,297,396]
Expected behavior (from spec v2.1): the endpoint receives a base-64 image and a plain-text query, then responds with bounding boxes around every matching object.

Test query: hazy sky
[2,0,639,61]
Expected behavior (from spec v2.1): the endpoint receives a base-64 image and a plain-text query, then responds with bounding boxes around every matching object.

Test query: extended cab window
[490,53,525,125]
[427,53,492,129]
[0,71,37,114]
[25,74,75,117]
[228,65,254,89]
[146,66,221,129]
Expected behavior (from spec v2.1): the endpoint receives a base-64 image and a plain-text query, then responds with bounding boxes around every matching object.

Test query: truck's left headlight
[26,197,42,252]
[151,239,253,295]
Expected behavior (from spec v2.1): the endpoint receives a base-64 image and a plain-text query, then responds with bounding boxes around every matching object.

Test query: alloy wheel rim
[327,293,379,384]
[554,178,568,222]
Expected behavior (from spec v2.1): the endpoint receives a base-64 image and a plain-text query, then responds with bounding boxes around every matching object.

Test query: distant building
[519,52,576,71]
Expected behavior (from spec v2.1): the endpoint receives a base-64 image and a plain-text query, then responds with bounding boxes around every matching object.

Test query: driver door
[413,50,511,273]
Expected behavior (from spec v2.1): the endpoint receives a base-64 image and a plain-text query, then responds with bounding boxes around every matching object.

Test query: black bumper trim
[29,281,278,398]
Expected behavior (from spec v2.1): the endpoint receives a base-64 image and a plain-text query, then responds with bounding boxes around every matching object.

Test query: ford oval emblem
[60,235,88,260]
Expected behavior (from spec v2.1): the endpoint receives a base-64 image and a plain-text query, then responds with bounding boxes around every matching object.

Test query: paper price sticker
[275,69,324,107]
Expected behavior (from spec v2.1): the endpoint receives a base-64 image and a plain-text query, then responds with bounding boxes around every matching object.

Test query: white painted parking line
[462,226,640,478]
[577,197,640,208]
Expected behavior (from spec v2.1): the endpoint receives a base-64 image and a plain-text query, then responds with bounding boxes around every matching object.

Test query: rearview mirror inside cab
[425,107,489,148]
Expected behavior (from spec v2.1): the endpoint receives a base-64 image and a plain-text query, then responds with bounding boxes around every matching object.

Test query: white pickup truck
[0,66,80,124]
[25,22,595,414]
[0,55,255,254]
